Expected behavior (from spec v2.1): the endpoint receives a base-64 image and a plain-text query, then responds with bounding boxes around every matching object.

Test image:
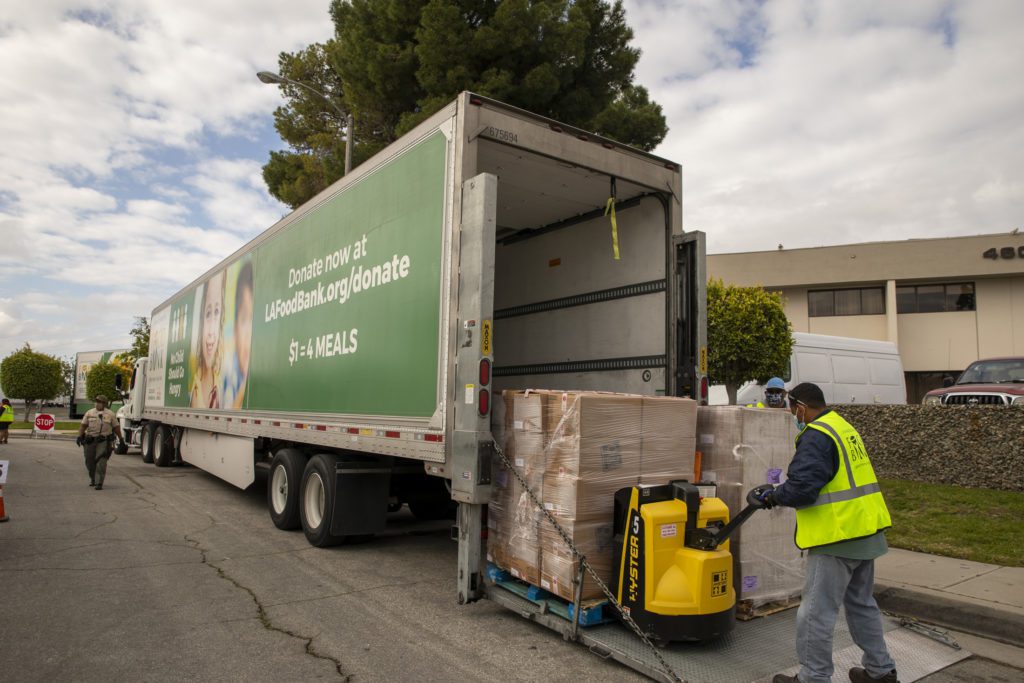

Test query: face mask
[765,392,784,408]
[793,405,806,431]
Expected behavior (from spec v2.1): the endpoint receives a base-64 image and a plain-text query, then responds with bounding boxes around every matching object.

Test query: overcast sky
[1,0,1022,362]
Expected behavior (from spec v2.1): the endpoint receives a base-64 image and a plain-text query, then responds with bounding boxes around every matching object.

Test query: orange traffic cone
[0,485,8,522]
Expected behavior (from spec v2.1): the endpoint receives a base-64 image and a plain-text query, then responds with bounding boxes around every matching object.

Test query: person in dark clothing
[748,382,898,683]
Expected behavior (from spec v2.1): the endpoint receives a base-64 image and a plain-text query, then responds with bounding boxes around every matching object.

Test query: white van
[710,332,906,405]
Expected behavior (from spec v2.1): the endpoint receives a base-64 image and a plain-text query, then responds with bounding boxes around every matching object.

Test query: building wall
[707,233,1024,401]
[976,276,1024,358]
[897,311,979,371]
[809,314,889,340]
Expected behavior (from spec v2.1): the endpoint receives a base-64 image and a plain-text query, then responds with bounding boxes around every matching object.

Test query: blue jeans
[796,554,896,683]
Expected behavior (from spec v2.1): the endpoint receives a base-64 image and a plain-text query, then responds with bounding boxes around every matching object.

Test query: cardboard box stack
[696,406,805,609]
[488,390,697,601]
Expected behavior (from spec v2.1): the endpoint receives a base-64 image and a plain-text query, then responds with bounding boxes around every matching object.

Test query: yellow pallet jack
[611,480,765,643]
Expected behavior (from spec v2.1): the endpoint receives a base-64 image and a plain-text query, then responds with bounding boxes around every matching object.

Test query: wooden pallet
[485,564,613,627]
[736,594,801,621]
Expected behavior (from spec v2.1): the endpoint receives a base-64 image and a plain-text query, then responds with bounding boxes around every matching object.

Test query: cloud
[627,0,1024,252]
[0,1,325,358]
[2,0,1023,362]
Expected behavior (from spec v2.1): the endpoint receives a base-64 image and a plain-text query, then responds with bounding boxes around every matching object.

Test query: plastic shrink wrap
[489,390,697,601]
[697,406,806,609]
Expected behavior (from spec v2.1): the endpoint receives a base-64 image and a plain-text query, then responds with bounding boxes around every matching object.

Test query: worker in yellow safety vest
[0,398,13,444]
[748,382,898,683]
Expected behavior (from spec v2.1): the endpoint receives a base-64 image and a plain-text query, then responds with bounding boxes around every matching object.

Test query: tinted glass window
[898,282,975,313]
[950,283,975,311]
[862,288,885,314]
[808,290,834,317]
[896,286,916,313]
[834,289,861,316]
[916,285,945,312]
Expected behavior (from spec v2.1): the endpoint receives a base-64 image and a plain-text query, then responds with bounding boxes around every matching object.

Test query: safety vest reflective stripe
[802,481,883,508]
[810,419,857,489]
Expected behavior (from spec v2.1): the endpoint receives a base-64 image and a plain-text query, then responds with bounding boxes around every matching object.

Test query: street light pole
[257,70,353,175]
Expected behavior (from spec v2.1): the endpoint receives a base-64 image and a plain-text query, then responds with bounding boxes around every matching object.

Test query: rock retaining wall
[840,405,1024,491]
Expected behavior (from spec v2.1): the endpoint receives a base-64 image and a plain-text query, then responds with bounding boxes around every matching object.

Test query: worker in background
[745,377,788,408]
[0,398,13,444]
[76,395,125,490]
[748,382,898,683]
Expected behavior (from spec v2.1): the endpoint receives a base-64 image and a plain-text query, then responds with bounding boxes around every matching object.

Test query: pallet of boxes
[488,394,807,622]
[487,389,698,607]
[697,405,806,618]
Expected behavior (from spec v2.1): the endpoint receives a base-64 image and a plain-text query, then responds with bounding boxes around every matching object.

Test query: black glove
[746,484,776,509]
[76,435,85,447]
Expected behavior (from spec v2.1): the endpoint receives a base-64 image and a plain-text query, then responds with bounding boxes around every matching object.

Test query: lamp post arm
[262,72,353,175]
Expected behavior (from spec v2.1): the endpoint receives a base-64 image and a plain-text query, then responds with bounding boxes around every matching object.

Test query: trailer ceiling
[477,140,656,241]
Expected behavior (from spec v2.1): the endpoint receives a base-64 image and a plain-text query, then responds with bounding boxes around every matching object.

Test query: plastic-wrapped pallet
[697,406,805,610]
[488,389,697,601]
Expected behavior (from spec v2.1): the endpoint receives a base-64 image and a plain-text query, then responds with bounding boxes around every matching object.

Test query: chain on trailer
[492,441,685,683]
[886,613,961,650]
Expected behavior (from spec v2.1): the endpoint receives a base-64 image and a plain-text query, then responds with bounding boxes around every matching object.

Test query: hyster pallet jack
[611,481,767,643]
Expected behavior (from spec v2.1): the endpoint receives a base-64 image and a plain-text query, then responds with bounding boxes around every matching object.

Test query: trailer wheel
[140,424,155,464]
[300,454,344,547]
[268,449,306,531]
[153,425,174,467]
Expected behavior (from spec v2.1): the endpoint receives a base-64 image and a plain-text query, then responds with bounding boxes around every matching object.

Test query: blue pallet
[486,564,613,627]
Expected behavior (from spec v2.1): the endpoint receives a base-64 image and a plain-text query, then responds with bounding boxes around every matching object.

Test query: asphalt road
[1,438,1021,682]
[0,438,646,682]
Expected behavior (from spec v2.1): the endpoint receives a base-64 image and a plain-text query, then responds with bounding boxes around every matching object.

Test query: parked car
[922,357,1024,406]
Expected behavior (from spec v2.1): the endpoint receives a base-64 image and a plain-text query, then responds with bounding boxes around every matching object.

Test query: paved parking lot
[0,438,642,682]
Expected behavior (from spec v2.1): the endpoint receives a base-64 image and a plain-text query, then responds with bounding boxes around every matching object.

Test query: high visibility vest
[745,402,766,408]
[793,411,892,549]
[0,404,13,422]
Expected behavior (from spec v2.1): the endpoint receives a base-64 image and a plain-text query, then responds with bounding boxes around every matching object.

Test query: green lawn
[8,421,80,430]
[881,478,1024,567]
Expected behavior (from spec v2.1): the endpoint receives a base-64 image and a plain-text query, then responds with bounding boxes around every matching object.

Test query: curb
[875,581,1024,648]
[7,432,77,442]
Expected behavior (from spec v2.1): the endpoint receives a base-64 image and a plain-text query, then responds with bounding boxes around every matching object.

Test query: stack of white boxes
[697,406,806,610]
[488,390,698,601]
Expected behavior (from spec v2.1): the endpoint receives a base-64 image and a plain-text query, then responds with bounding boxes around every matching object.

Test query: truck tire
[268,449,306,531]
[300,454,344,547]
[140,423,155,464]
[153,425,174,467]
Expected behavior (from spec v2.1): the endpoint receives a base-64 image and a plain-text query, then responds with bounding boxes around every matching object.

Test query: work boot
[89,480,95,487]
[95,484,103,490]
[773,675,800,683]
[849,668,899,683]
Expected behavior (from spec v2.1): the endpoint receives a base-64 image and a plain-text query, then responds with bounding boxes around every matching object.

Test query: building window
[807,287,885,317]
[896,283,975,313]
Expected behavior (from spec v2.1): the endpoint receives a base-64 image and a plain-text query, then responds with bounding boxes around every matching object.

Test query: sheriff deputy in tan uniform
[77,395,124,490]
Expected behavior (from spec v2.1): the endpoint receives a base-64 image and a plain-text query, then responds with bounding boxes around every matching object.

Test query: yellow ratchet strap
[605,177,620,260]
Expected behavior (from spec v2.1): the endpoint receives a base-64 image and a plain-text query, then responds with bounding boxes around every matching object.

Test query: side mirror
[115,375,123,390]
[942,376,954,388]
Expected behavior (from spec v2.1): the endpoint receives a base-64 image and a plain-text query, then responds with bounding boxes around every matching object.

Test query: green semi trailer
[116,92,707,607]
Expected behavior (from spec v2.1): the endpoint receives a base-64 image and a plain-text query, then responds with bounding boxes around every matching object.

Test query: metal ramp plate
[489,583,970,683]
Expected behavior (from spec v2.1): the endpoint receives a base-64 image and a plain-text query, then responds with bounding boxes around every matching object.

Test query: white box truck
[71,349,128,418]
[117,92,707,606]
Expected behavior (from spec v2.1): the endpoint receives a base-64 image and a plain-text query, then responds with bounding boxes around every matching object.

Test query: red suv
[923,357,1024,406]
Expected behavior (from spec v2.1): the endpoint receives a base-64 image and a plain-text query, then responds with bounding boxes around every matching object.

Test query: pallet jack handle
[685,484,772,551]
